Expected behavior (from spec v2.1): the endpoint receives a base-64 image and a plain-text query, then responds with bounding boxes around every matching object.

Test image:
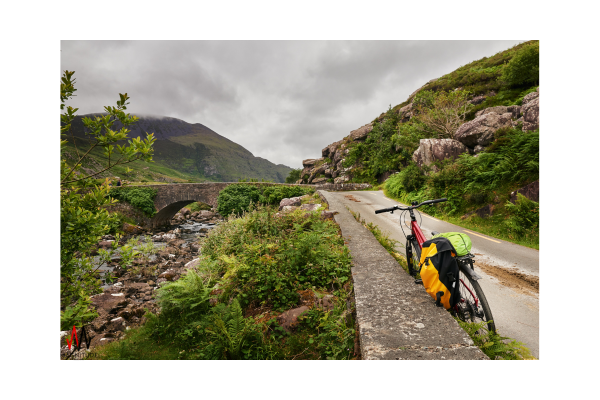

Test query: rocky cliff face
[299,86,539,184]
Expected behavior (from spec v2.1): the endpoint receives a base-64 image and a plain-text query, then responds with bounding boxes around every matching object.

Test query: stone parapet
[319,190,488,360]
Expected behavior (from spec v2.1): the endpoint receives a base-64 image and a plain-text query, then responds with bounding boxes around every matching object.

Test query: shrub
[259,185,314,206]
[385,163,426,197]
[216,184,262,217]
[108,187,157,217]
[500,42,539,87]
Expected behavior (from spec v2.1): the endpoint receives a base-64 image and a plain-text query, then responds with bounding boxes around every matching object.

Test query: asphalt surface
[330,190,540,359]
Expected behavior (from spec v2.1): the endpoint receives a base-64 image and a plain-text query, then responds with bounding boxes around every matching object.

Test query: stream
[96,220,217,288]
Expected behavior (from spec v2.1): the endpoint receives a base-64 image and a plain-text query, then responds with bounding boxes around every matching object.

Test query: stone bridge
[117,182,372,228]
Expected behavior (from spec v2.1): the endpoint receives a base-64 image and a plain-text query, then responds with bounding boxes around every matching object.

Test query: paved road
[331,190,540,359]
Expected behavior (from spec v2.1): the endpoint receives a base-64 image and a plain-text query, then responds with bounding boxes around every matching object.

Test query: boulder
[412,139,469,168]
[320,210,338,221]
[279,196,302,211]
[475,204,495,218]
[475,106,509,118]
[97,241,114,250]
[509,180,539,203]
[315,295,335,311]
[311,177,328,184]
[322,140,343,158]
[378,170,398,184]
[281,205,299,212]
[106,317,126,332]
[398,103,413,119]
[469,95,486,105]
[454,112,513,148]
[302,158,319,168]
[349,123,373,141]
[91,292,128,314]
[324,168,332,177]
[300,204,321,212]
[334,175,350,184]
[522,97,539,132]
[90,333,114,349]
[184,258,200,269]
[277,306,309,333]
[522,90,539,106]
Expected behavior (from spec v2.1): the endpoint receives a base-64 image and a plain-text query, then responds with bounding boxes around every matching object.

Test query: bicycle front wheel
[454,269,496,333]
[406,239,421,277]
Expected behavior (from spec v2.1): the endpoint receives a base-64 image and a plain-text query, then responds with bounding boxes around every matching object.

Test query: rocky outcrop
[522,96,539,132]
[454,112,513,149]
[349,124,373,141]
[412,139,469,169]
[509,180,539,203]
[522,89,539,106]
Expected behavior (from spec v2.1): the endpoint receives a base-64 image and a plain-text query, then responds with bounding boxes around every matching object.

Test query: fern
[205,299,262,359]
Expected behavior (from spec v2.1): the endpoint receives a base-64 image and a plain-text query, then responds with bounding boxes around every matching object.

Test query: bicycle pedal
[414,279,423,285]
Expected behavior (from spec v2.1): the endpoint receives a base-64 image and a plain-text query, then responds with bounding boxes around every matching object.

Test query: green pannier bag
[431,232,472,256]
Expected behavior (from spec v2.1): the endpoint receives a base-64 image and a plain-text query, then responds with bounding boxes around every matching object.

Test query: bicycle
[375,198,496,332]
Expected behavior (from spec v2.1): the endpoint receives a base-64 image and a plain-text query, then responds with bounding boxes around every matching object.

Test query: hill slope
[65,114,291,183]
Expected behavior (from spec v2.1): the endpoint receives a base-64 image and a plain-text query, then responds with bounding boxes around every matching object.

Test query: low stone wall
[313,183,372,191]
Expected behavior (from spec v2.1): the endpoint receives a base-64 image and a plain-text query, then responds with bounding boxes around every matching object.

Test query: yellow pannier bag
[419,237,460,310]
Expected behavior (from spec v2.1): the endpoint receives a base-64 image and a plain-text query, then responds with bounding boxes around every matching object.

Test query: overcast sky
[61,40,524,168]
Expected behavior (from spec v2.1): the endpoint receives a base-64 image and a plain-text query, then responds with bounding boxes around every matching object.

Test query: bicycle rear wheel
[406,239,421,277]
[454,267,496,333]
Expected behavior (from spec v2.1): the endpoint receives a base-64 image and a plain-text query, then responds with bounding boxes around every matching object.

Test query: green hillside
[64,114,292,183]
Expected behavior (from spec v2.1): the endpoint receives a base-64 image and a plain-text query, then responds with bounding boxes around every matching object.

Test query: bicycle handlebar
[374,198,447,214]
[375,206,396,214]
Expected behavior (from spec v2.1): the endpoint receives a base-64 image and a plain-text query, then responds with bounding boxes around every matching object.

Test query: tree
[60,71,156,329]
[285,168,302,183]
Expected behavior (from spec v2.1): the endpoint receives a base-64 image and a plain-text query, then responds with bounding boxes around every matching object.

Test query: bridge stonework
[123,182,371,229]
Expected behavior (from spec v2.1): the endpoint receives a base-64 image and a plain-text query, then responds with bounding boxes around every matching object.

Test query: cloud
[61,40,524,168]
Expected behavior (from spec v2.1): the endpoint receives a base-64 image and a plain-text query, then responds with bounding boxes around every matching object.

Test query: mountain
[65,114,292,183]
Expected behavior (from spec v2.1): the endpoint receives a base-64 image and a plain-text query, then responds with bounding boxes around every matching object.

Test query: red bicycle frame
[411,220,427,249]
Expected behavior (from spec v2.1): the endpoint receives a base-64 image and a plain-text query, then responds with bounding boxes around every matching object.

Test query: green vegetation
[500,42,539,88]
[457,319,535,360]
[384,126,539,248]
[285,168,302,183]
[185,201,213,212]
[108,187,158,217]
[60,70,155,330]
[89,204,356,360]
[216,184,315,217]
[343,106,403,184]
